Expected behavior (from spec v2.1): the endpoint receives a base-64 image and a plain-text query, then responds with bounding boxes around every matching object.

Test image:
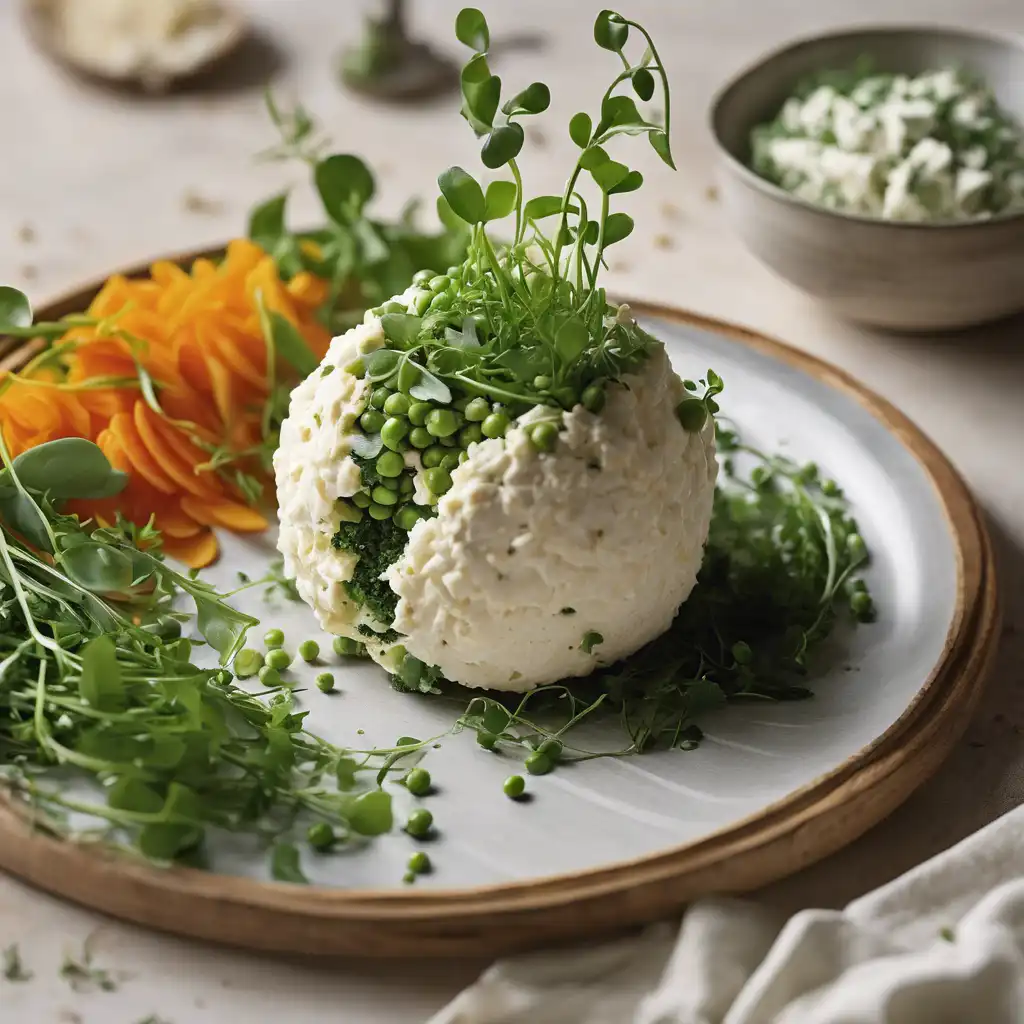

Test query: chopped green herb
[2,944,31,983]
[580,631,604,654]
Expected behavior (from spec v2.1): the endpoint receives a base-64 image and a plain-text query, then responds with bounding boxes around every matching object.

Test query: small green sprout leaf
[79,635,125,711]
[579,146,610,170]
[632,67,656,101]
[269,311,318,376]
[608,169,644,195]
[590,160,631,192]
[580,630,604,654]
[602,212,634,245]
[650,130,676,169]
[484,180,518,221]
[248,192,288,246]
[594,10,628,51]
[502,82,551,116]
[460,54,501,134]
[0,287,32,332]
[569,112,592,148]
[438,166,487,224]
[271,842,309,884]
[455,7,489,51]
[380,313,423,348]
[482,123,525,169]
[315,154,375,222]
[12,438,128,500]
[555,318,589,364]
[524,195,577,220]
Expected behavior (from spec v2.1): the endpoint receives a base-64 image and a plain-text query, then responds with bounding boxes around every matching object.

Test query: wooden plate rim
[0,255,999,957]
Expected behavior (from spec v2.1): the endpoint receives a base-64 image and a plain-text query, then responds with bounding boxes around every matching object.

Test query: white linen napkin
[429,804,1024,1024]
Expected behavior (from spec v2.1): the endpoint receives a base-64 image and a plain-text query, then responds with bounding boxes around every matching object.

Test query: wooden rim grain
[0,255,1000,959]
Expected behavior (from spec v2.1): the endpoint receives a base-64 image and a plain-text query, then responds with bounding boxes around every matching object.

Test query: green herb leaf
[597,95,644,135]
[482,123,525,169]
[269,311,318,377]
[580,630,604,654]
[194,595,255,665]
[350,433,383,459]
[107,777,164,815]
[502,82,551,116]
[248,192,288,246]
[12,438,128,500]
[579,146,610,170]
[0,287,32,332]
[367,349,401,379]
[315,154,375,223]
[524,195,577,220]
[408,364,453,404]
[590,160,630,192]
[79,635,125,711]
[555,317,589,364]
[460,55,500,134]
[271,842,309,883]
[594,10,628,51]
[607,170,644,194]
[348,789,393,836]
[455,7,489,51]
[438,167,486,224]
[484,180,518,221]
[569,112,593,148]
[62,543,136,593]
[650,131,676,169]
[603,212,634,245]
[632,67,656,101]
[380,313,423,348]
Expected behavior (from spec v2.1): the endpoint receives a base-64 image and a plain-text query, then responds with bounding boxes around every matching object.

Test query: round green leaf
[583,221,600,245]
[0,287,32,332]
[578,146,610,171]
[569,112,592,149]
[481,123,525,169]
[380,313,424,348]
[314,154,375,223]
[484,179,518,221]
[502,82,550,116]
[608,169,644,195]
[598,95,643,134]
[438,166,486,224]
[603,212,634,245]
[631,67,655,101]
[555,317,589,364]
[13,437,128,499]
[590,160,630,192]
[367,348,401,379]
[524,195,576,220]
[594,10,628,51]
[248,193,288,247]
[63,543,136,593]
[455,7,489,51]
[460,55,500,133]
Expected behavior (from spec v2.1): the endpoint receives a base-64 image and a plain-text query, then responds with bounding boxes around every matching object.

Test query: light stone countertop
[1,0,1022,1021]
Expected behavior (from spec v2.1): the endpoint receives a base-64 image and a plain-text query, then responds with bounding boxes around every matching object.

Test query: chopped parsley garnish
[332,515,408,626]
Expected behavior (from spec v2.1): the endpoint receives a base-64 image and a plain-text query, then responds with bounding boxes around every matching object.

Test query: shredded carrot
[0,242,331,567]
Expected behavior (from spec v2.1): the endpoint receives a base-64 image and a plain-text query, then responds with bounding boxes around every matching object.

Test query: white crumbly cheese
[53,0,240,87]
[274,300,718,692]
[752,66,1024,221]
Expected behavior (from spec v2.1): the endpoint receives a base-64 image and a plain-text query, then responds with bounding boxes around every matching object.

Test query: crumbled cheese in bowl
[750,65,1024,221]
[274,297,718,693]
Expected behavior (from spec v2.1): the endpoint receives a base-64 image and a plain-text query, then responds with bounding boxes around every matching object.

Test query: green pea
[529,422,558,452]
[214,669,233,686]
[372,485,399,506]
[360,409,385,433]
[732,641,753,665]
[537,738,562,761]
[464,397,491,422]
[403,871,415,884]
[438,453,459,474]
[553,386,578,409]
[408,401,432,426]
[445,265,460,278]
[343,358,365,376]
[369,387,390,410]
[233,648,264,679]
[316,671,335,693]
[394,505,422,531]
[453,395,472,412]
[299,639,320,663]
[264,628,285,649]
[368,502,392,520]
[376,450,405,478]
[503,775,526,799]
[399,474,415,495]
[429,291,452,312]
[525,751,553,775]
[459,451,469,464]
[307,822,335,851]
[383,300,406,314]
[533,375,552,390]
[481,412,509,439]
[405,768,431,796]
[440,434,458,447]
[428,275,451,293]
[413,289,432,315]
[477,731,497,750]
[581,384,606,414]
[459,424,484,447]
[421,445,446,468]
[426,408,459,438]
[423,467,452,495]
[405,808,433,838]
[408,851,431,874]
[850,590,875,622]
[351,490,371,508]
[409,426,433,449]
[384,392,411,416]
[266,648,291,671]
[333,635,363,657]
[412,269,433,285]
[258,665,282,688]
[381,417,409,450]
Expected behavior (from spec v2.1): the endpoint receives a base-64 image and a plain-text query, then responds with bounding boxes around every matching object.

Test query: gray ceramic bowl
[710,25,1024,331]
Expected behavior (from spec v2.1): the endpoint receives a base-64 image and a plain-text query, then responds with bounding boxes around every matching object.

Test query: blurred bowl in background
[23,0,248,94]
[709,25,1024,331]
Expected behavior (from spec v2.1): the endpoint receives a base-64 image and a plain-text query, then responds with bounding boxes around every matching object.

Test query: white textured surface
[389,342,717,690]
[431,804,1024,1023]
[2,0,1023,1022]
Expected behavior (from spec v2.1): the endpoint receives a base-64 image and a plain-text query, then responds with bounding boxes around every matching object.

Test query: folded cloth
[429,804,1024,1024]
